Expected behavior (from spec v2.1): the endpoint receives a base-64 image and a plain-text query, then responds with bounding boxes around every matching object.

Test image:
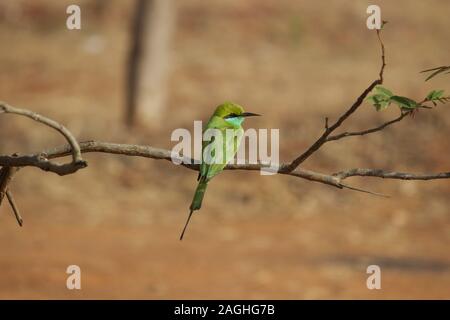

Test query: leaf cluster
[425,90,450,106]
[367,86,449,111]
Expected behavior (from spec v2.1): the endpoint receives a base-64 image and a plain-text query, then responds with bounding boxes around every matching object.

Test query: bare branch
[6,190,23,227]
[0,102,87,175]
[334,168,450,181]
[339,183,390,198]
[376,28,386,82]
[0,167,23,225]
[1,140,449,200]
[283,29,386,172]
[326,111,409,142]
[421,65,450,81]
[0,167,18,206]
[0,140,377,195]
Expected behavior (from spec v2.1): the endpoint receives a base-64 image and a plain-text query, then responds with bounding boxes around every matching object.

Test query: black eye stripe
[225,113,238,119]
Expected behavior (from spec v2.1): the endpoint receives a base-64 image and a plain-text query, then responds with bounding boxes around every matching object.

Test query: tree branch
[2,141,343,187]
[0,102,87,175]
[0,167,17,206]
[326,111,409,142]
[0,140,449,197]
[334,168,450,181]
[282,29,386,172]
[0,167,23,225]
[6,190,23,227]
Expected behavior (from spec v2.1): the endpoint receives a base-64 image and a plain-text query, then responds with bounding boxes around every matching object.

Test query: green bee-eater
[180,102,260,240]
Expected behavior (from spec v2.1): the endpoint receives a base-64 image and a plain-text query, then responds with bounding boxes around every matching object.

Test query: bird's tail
[180,179,209,240]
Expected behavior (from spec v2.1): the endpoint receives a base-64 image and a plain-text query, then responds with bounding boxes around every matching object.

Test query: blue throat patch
[224,116,244,127]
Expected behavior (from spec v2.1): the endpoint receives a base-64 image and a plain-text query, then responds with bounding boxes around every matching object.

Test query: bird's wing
[199,116,221,180]
[198,135,213,180]
[202,126,243,180]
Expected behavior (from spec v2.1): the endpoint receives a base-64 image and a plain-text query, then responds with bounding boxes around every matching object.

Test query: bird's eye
[225,113,238,119]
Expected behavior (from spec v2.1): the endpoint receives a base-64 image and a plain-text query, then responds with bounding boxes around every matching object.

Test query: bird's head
[213,102,260,126]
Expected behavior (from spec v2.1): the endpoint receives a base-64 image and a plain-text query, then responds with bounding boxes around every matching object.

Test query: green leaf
[375,86,393,98]
[390,96,418,110]
[375,101,389,111]
[426,89,444,101]
[367,94,390,111]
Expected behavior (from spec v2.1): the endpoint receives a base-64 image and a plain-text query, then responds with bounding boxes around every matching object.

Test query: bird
[180,102,260,240]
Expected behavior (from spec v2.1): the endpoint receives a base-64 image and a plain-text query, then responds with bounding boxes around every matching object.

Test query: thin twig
[326,111,408,142]
[0,167,23,226]
[334,168,450,181]
[6,190,23,227]
[0,167,18,206]
[283,29,386,172]
[376,29,386,82]
[340,183,390,198]
[421,65,450,81]
[326,88,449,143]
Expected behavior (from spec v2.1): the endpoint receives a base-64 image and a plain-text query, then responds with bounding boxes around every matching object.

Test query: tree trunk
[125,0,175,129]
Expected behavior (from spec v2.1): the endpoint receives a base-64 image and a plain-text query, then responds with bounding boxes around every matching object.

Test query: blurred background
[0,0,449,299]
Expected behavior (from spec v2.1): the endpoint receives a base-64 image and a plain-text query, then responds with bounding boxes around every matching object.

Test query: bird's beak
[241,112,261,117]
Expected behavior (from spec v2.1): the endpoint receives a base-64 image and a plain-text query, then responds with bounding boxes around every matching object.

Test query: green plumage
[179,102,260,240]
[190,179,208,211]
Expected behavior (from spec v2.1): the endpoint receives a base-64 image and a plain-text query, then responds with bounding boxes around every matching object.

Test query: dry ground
[0,0,449,299]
